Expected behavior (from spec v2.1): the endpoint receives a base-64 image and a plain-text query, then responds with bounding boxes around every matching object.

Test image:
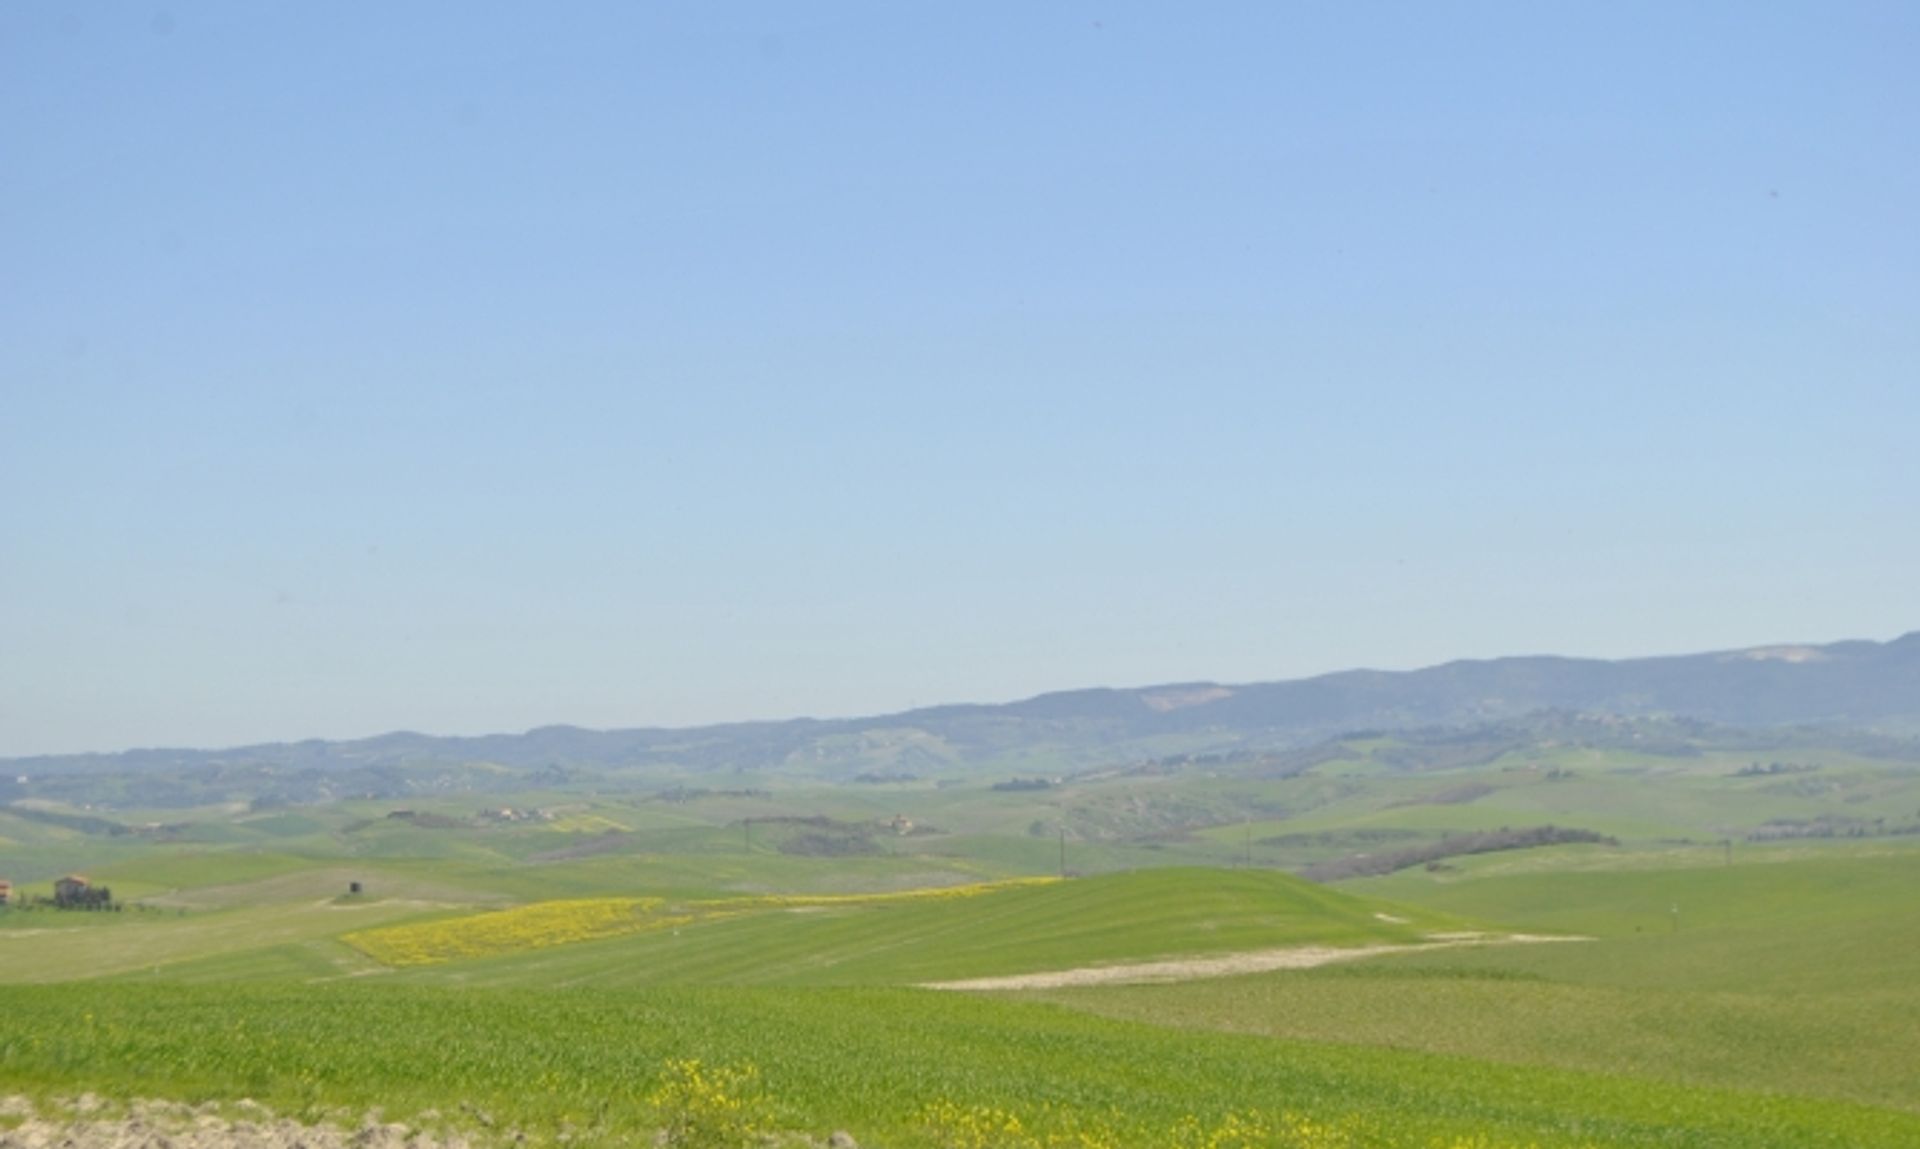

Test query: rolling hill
[7,632,1917,792]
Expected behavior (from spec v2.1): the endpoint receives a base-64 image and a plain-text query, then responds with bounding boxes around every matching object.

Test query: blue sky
[3,3,1915,756]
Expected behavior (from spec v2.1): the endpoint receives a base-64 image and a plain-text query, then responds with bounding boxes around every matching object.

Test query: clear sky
[3,3,1915,757]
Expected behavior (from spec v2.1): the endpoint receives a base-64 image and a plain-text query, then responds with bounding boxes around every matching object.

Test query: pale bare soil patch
[0,1099,851,1149]
[0,1098,472,1149]
[923,933,1587,991]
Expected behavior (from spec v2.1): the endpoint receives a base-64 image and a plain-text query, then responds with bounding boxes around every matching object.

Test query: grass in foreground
[4,982,1918,1148]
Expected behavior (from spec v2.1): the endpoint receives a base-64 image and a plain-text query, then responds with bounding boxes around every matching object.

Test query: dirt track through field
[921,932,1586,991]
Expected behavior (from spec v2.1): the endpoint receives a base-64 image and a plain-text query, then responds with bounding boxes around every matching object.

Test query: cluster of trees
[1748,816,1918,841]
[56,882,116,909]
[1301,825,1617,882]
[5,884,120,912]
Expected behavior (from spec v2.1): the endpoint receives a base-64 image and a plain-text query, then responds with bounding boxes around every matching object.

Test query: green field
[1033,850,1920,1114]
[5,736,1920,1147]
[6,981,1917,1149]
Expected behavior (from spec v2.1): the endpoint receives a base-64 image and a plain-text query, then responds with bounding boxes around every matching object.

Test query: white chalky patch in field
[0,1098,476,1149]
[922,933,1588,991]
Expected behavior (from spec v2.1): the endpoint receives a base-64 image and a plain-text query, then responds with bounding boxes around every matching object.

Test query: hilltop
[8,632,1917,793]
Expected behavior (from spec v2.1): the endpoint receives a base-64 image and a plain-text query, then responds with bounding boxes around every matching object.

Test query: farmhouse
[54,874,89,901]
[0,878,12,906]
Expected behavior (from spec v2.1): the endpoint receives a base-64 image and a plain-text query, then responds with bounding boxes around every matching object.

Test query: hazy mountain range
[11,633,1918,788]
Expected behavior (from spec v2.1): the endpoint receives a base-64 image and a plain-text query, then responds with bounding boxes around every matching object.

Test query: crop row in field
[697,874,1060,909]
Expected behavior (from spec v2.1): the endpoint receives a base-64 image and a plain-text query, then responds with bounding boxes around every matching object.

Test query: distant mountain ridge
[11,632,1920,781]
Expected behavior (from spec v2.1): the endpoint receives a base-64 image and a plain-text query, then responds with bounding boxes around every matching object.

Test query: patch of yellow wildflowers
[343,878,1059,967]
[648,1058,770,1149]
[913,1101,1578,1149]
[341,897,672,966]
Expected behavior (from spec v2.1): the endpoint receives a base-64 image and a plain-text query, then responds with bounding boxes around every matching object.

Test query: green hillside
[1032,846,1920,1113]
[364,868,1468,987]
[0,868,1469,988]
[6,730,1920,1147]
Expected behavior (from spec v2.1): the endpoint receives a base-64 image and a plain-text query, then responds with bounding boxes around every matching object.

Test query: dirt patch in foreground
[921,933,1585,991]
[0,1098,471,1149]
[0,1099,855,1149]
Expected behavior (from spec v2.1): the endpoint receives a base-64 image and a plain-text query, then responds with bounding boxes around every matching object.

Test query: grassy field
[0,868,1464,986]
[5,982,1919,1148]
[1031,849,1920,1113]
[343,869,1465,986]
[5,740,1920,1146]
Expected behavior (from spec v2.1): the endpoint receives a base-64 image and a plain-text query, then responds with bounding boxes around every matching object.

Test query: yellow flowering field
[343,897,680,966]
[343,878,1058,967]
